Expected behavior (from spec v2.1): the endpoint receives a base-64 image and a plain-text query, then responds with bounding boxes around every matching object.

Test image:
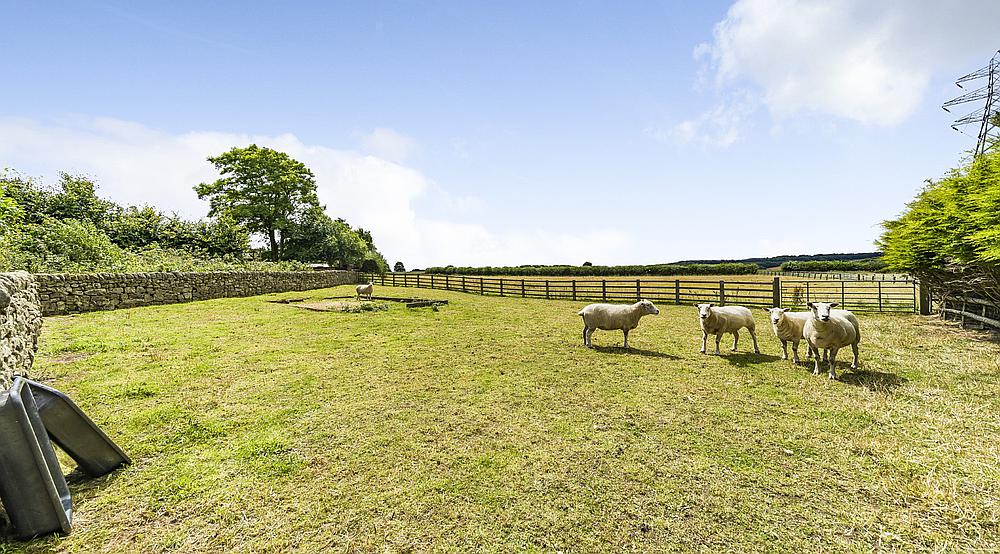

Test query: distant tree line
[879,147,1000,303]
[0,145,388,273]
[422,263,759,276]
[677,252,883,269]
[780,259,886,272]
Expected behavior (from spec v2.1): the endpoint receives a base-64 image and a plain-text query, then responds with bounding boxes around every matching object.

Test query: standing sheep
[578,299,659,349]
[697,304,759,355]
[803,301,861,380]
[355,281,374,300]
[764,308,813,363]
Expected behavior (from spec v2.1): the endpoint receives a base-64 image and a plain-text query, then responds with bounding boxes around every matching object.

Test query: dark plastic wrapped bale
[0,378,72,539]
[26,379,131,478]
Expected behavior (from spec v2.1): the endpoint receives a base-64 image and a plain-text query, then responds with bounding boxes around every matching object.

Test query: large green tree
[880,148,1000,301]
[282,207,369,268]
[195,145,320,260]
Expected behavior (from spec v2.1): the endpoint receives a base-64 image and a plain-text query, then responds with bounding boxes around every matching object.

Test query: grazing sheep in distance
[355,281,374,300]
[803,301,860,380]
[578,299,659,349]
[764,308,813,363]
[697,304,759,355]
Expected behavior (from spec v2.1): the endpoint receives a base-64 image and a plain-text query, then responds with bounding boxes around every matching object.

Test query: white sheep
[803,301,860,380]
[697,304,759,355]
[355,281,374,300]
[578,299,659,348]
[764,308,813,363]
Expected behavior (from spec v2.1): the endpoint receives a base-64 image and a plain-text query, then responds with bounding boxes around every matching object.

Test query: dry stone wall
[0,272,42,388]
[35,270,359,315]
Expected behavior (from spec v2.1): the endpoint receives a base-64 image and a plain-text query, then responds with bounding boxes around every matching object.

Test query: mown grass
[5,285,999,552]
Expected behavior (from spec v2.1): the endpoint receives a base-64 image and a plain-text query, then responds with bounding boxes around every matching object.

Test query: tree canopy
[196,145,320,260]
[879,148,1000,300]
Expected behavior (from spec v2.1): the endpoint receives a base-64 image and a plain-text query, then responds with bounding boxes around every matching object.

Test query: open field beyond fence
[372,273,922,313]
[15,285,999,552]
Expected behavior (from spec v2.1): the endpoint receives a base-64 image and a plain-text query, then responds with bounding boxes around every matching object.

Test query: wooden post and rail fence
[366,273,932,315]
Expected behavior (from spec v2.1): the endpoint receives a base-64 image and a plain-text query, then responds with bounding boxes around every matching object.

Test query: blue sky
[2,1,997,267]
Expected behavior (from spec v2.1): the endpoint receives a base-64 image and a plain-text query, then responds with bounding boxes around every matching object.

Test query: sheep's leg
[749,328,760,354]
[585,327,594,348]
[828,347,840,380]
[731,330,739,352]
[700,331,707,354]
[851,342,859,370]
[811,345,821,375]
[780,340,788,360]
[791,340,801,363]
[582,324,588,347]
[622,328,630,349]
[714,334,722,355]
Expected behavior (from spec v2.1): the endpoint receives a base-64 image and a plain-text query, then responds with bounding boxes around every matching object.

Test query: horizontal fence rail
[368,273,923,314]
[940,295,1000,330]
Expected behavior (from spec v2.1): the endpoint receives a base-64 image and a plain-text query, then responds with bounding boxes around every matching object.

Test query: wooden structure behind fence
[939,295,1000,329]
[368,273,925,314]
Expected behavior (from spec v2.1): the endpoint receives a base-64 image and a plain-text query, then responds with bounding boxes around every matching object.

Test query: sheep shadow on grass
[590,345,680,360]
[837,369,907,392]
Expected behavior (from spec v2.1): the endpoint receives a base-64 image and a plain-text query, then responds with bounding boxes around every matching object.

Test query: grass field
[8,285,999,552]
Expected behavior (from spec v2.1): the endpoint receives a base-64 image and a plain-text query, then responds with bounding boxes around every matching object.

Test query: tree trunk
[267,228,279,261]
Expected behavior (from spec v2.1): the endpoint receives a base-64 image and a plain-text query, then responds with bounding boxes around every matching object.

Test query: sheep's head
[764,307,790,324]
[697,303,713,320]
[807,301,838,322]
[637,299,659,315]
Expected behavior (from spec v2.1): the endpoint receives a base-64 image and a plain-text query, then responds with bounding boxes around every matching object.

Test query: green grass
[6,285,999,552]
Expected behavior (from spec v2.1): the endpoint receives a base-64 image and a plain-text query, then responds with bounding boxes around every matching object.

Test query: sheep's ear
[781,308,790,312]
[830,302,839,307]
[707,304,713,308]
[807,302,815,308]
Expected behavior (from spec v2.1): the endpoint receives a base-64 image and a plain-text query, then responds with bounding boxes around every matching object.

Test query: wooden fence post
[500,279,505,297]
[461,276,466,292]
[521,279,525,298]
[772,277,780,307]
[602,280,607,302]
[840,280,846,308]
[719,281,726,306]
[918,281,931,315]
[878,281,883,312]
[675,280,680,305]
[480,277,484,296]
[572,280,577,301]
[545,280,550,299]
[444,275,449,290]
[636,279,641,300]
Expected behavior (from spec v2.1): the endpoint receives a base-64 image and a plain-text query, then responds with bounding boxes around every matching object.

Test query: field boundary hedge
[422,263,758,277]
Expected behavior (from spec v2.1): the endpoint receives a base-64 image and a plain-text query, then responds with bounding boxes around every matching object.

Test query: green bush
[879,148,1000,298]
[780,259,887,272]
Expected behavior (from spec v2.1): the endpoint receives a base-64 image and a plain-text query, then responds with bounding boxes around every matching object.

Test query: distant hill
[673,252,882,269]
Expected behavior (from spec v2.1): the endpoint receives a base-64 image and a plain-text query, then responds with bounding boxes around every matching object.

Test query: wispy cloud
[647,90,757,147]
[0,116,630,268]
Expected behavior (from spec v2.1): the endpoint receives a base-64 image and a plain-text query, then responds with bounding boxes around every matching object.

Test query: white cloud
[649,90,757,147]
[698,0,1000,126]
[0,116,629,268]
[358,127,419,163]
